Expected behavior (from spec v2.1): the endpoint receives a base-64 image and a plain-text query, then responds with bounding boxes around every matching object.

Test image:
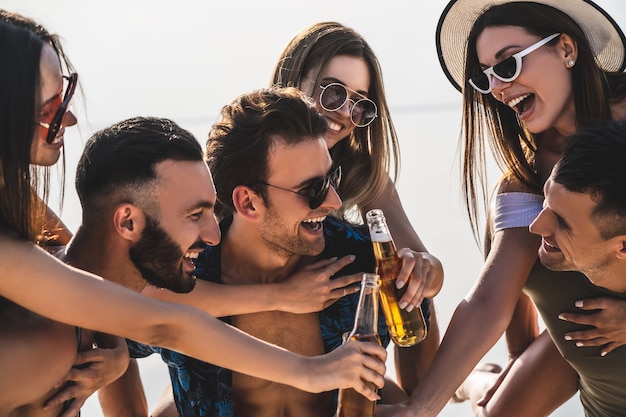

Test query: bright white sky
[4,0,468,131]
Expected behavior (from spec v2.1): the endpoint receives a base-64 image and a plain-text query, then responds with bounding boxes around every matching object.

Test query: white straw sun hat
[436,0,626,92]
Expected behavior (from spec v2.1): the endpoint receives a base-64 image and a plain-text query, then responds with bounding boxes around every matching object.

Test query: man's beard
[129,214,197,293]
[258,203,325,258]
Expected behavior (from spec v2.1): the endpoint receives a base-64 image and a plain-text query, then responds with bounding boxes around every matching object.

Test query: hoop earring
[567,59,576,68]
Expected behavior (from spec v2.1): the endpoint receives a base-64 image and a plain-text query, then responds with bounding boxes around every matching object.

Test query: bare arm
[141,256,360,317]
[484,192,540,359]
[397,227,541,416]
[0,236,386,398]
[98,359,148,417]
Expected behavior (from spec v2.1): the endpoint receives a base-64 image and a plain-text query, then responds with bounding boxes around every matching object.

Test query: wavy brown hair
[271,22,400,220]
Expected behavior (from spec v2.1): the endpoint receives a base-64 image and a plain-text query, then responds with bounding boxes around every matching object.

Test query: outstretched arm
[385,227,541,417]
[0,236,386,398]
[142,255,361,317]
[484,202,540,361]
[98,359,148,417]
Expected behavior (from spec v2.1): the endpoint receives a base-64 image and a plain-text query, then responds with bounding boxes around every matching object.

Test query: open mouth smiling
[183,251,200,266]
[301,216,326,232]
[506,93,534,116]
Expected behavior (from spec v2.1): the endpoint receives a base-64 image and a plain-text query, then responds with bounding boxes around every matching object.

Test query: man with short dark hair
[453,121,626,417]
[121,88,442,417]
[66,115,387,416]
[526,120,626,417]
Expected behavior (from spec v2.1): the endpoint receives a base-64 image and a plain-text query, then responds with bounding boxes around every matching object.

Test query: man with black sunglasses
[110,87,442,417]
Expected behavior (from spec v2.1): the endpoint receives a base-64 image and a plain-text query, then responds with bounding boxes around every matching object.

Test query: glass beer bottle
[366,208,427,347]
[336,273,381,417]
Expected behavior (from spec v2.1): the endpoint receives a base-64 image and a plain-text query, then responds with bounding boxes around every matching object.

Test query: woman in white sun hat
[377,1,626,417]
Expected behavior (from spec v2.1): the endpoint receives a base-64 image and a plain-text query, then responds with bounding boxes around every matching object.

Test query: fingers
[558,312,594,326]
[356,341,388,366]
[395,248,415,289]
[573,337,610,347]
[402,259,428,312]
[57,397,87,417]
[311,255,355,276]
[63,365,100,385]
[74,348,105,365]
[331,273,361,296]
[396,249,429,312]
[311,341,387,401]
[601,342,621,356]
[573,297,612,310]
[44,383,83,410]
[564,328,603,342]
[352,376,383,401]
[350,342,387,401]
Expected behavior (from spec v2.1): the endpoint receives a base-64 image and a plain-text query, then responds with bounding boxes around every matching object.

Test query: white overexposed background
[3,0,625,415]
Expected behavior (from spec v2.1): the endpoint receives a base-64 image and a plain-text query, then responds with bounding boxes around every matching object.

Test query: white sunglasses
[469,33,561,94]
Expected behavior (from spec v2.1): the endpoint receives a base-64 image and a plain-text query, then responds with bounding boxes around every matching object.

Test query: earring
[567,59,576,68]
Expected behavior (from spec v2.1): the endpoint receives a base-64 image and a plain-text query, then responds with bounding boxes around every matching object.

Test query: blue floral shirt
[128,216,430,417]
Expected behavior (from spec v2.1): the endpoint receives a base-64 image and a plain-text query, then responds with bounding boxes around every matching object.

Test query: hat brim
[436,0,626,92]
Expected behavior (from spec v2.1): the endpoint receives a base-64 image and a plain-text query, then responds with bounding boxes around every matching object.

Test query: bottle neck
[366,211,397,255]
[351,277,379,336]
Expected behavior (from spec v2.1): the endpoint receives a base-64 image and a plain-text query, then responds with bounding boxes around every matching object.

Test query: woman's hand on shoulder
[559,297,626,356]
[278,255,361,313]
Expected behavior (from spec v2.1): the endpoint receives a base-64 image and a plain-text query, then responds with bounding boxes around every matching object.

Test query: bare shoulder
[495,174,539,195]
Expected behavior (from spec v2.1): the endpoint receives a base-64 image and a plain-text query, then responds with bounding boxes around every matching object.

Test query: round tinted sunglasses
[256,165,342,209]
[319,83,378,127]
[36,72,78,144]
[469,33,560,94]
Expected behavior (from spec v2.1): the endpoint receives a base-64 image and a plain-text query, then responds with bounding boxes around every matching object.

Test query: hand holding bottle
[367,209,428,347]
[394,248,442,312]
[307,337,386,401]
[336,273,383,417]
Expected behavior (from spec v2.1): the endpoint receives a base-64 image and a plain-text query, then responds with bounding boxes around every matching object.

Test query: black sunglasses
[255,165,342,209]
[319,83,377,127]
[37,72,78,144]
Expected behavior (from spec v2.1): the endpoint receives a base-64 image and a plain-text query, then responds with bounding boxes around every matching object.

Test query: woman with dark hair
[384,1,626,416]
[0,10,129,416]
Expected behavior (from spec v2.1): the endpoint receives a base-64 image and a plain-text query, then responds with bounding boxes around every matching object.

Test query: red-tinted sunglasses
[36,72,78,144]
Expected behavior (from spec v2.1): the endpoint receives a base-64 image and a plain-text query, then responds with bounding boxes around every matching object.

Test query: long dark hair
[461,2,626,237]
[0,10,75,241]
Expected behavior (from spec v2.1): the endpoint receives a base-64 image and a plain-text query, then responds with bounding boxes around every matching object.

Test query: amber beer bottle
[366,209,427,347]
[336,273,381,417]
